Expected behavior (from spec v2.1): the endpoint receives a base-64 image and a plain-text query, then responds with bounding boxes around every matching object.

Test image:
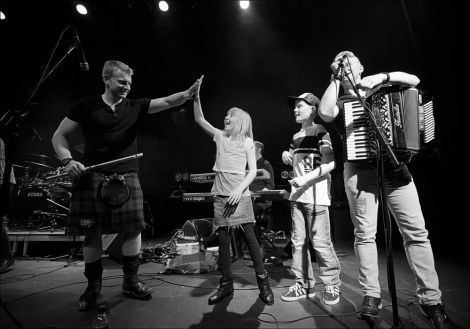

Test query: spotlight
[75,4,88,15]
[281,171,289,179]
[239,1,250,10]
[289,171,294,179]
[0,10,6,20]
[158,1,169,12]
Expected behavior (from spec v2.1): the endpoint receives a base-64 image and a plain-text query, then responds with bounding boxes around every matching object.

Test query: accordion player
[343,86,435,162]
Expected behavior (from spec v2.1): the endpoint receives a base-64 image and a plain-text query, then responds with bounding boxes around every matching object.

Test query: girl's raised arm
[193,75,217,137]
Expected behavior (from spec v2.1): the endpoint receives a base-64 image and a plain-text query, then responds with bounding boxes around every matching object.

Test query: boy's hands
[281,151,293,166]
[289,176,307,189]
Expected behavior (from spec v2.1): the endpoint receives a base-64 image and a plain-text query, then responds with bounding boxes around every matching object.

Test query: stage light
[0,11,5,20]
[239,1,250,10]
[158,1,169,12]
[75,4,87,15]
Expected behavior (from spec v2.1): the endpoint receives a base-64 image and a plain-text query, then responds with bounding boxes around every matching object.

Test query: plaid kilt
[66,171,145,235]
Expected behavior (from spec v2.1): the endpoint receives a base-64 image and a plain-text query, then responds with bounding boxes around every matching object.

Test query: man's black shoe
[360,296,382,319]
[420,303,449,329]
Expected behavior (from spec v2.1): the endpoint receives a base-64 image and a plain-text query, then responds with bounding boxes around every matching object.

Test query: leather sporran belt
[98,173,130,207]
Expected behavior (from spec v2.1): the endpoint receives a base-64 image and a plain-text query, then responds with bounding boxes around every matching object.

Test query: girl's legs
[208,227,234,304]
[241,223,264,275]
[242,223,274,305]
[217,227,233,279]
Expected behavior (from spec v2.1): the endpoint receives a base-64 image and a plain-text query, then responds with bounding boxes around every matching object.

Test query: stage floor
[1,237,468,329]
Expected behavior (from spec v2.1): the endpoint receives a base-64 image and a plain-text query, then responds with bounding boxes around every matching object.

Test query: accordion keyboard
[344,100,375,160]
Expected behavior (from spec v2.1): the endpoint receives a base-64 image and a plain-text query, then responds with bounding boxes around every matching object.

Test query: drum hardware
[44,168,71,186]
[27,153,57,161]
[57,182,72,189]
[24,161,56,170]
[47,198,70,212]
[15,184,71,229]
[30,211,67,232]
[12,164,31,187]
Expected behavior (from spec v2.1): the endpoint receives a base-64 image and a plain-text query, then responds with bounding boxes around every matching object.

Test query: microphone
[72,30,89,71]
[338,54,348,67]
[331,55,347,81]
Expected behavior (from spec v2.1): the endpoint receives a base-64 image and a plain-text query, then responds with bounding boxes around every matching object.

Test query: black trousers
[217,223,264,278]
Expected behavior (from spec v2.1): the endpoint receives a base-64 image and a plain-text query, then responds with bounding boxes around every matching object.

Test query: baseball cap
[287,92,320,109]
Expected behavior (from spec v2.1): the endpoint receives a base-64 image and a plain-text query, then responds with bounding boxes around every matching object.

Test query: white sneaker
[280,282,315,302]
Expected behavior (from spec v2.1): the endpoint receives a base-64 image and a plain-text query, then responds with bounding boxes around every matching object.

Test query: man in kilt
[52,60,201,311]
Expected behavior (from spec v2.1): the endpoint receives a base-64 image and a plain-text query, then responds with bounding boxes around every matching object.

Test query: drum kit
[12,153,71,231]
[10,152,144,231]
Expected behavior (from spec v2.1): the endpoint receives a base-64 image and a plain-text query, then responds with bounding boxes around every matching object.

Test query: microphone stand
[39,45,77,84]
[341,65,402,329]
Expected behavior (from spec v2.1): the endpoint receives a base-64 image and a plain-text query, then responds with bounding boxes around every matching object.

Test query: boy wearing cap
[280,92,342,305]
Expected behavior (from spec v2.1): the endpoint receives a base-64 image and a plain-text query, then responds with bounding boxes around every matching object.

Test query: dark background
[0,0,463,253]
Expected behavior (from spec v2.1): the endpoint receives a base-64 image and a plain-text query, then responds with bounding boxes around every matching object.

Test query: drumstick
[45,153,144,181]
[86,153,143,171]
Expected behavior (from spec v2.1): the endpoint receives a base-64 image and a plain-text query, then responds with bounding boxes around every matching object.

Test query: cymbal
[28,153,57,160]
[12,164,26,168]
[24,161,55,170]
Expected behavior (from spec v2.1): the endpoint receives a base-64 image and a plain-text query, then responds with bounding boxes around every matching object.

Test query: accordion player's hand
[358,74,385,89]
[330,61,343,77]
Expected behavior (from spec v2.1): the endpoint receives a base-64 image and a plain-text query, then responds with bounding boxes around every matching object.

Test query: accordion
[343,87,435,161]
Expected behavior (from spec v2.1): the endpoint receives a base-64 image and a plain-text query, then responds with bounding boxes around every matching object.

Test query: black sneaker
[360,296,382,319]
[420,303,449,329]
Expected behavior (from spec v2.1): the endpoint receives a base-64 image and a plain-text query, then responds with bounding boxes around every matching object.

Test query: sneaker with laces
[360,296,382,319]
[280,282,315,302]
[420,303,449,329]
[323,285,340,305]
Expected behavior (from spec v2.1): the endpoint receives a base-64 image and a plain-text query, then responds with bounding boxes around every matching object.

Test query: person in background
[249,141,275,259]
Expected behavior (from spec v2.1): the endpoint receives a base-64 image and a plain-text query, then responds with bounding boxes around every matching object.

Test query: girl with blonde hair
[192,76,274,306]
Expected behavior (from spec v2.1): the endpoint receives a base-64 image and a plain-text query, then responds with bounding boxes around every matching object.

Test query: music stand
[340,61,402,329]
